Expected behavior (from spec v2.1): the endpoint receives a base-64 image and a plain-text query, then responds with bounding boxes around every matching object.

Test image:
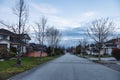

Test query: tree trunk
[98,48,101,61]
[16,45,21,66]
[40,50,42,58]
[52,47,55,56]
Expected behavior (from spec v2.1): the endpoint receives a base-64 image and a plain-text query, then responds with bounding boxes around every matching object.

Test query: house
[0,28,31,53]
[88,38,120,55]
[87,44,99,55]
[102,38,120,55]
[24,43,48,57]
[28,43,47,51]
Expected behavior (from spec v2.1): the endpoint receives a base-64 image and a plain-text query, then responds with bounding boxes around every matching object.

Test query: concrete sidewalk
[88,57,116,61]
[87,57,120,72]
[88,57,120,65]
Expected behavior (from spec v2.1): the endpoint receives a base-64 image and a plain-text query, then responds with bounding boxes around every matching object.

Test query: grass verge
[0,55,59,80]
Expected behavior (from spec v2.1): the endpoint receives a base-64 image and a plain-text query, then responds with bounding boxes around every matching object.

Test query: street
[9,53,120,80]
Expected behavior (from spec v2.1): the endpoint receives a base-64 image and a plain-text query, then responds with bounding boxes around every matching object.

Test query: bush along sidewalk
[112,48,120,60]
[0,55,60,80]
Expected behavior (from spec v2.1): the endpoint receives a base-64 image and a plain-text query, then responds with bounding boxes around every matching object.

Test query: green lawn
[0,56,59,80]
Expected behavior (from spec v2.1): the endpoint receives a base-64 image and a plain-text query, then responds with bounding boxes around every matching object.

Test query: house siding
[0,40,10,49]
[0,29,31,54]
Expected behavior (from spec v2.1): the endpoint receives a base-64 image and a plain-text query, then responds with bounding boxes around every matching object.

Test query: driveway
[9,53,120,80]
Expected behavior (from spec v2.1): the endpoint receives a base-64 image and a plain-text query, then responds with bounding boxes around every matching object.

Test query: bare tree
[0,0,29,66]
[87,18,115,61]
[34,17,47,45]
[46,27,61,56]
[0,0,28,34]
[34,16,48,57]
[79,38,88,56]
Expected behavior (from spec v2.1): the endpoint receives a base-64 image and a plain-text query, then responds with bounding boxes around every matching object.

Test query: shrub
[92,54,103,57]
[10,52,16,58]
[10,47,17,58]
[54,48,65,55]
[112,48,120,60]
[10,47,17,53]
[46,47,52,56]
[46,47,65,56]
[0,49,16,60]
[0,49,10,60]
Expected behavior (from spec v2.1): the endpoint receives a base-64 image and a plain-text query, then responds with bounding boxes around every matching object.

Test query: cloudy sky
[0,0,120,47]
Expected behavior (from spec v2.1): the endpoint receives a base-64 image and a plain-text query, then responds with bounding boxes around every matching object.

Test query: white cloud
[31,3,60,14]
[0,5,17,24]
[78,11,98,22]
[29,2,82,30]
[0,5,11,13]
[62,36,83,41]
[47,15,80,29]
[112,17,120,33]
[82,11,96,17]
[28,3,99,30]
[29,11,97,30]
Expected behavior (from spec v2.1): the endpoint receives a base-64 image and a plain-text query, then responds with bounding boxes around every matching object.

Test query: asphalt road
[9,53,120,80]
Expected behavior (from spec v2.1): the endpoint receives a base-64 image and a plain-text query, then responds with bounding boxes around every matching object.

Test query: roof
[18,34,31,40]
[104,38,120,47]
[0,28,31,45]
[29,43,46,51]
[10,37,26,45]
[105,38,120,44]
[106,39,116,43]
[0,28,16,37]
[0,28,31,39]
